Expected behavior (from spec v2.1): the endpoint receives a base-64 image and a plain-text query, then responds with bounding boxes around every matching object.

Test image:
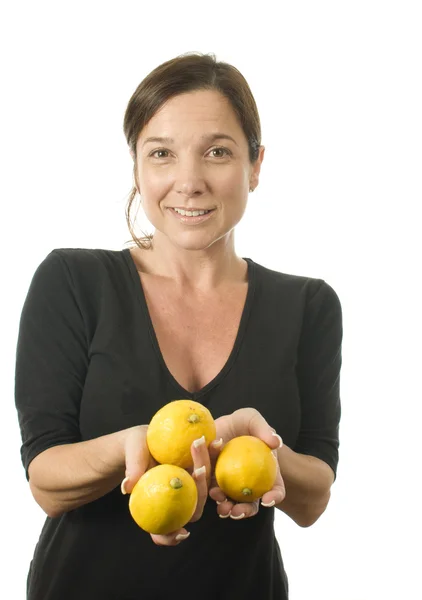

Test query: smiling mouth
[170,207,215,216]
[167,207,216,222]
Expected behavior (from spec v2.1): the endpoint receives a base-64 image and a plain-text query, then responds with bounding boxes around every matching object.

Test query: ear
[250,145,265,191]
[129,149,135,161]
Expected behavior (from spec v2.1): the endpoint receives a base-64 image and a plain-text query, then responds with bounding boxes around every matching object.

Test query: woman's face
[133,89,264,252]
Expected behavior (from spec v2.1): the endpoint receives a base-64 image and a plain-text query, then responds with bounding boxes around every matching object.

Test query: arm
[210,280,342,526]
[280,279,343,526]
[210,411,334,526]
[275,444,334,527]
[15,252,210,547]
[14,252,137,517]
[28,429,128,518]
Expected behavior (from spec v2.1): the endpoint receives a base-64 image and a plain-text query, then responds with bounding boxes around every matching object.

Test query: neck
[132,231,246,293]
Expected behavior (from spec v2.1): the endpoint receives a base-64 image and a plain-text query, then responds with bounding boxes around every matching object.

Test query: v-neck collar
[123,249,256,400]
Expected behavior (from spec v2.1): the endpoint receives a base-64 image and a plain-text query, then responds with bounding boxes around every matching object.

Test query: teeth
[173,208,211,217]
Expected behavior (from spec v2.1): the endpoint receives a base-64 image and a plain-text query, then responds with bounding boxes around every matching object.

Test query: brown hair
[123,51,262,250]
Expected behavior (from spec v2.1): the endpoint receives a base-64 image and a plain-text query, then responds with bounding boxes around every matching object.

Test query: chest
[140,277,248,394]
[80,263,302,448]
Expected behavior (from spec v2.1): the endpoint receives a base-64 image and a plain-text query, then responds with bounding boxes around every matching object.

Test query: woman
[15,52,342,599]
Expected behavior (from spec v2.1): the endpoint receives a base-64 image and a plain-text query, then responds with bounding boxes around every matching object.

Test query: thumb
[246,409,283,451]
[121,426,150,495]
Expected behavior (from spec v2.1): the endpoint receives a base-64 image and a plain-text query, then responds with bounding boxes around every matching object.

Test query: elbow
[29,479,64,519]
[45,508,64,519]
[297,491,332,528]
[28,454,65,518]
[45,506,65,519]
[296,512,323,528]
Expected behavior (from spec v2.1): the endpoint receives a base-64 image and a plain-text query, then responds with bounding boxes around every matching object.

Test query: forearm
[276,444,335,527]
[28,429,128,518]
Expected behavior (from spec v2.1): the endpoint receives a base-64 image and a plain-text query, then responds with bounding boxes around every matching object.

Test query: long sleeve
[294,280,343,478]
[14,250,89,480]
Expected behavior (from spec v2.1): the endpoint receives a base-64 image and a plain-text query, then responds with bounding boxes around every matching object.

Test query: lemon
[215,436,277,503]
[147,399,216,469]
[129,464,198,535]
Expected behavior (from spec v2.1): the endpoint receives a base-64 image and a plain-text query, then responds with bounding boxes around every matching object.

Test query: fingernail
[271,432,283,448]
[216,498,227,505]
[121,476,130,495]
[211,438,223,449]
[230,513,246,520]
[219,511,231,519]
[194,465,206,478]
[261,500,276,507]
[193,435,206,448]
[175,532,190,541]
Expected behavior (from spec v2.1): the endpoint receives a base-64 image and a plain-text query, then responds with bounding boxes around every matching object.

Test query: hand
[209,408,286,520]
[120,425,220,546]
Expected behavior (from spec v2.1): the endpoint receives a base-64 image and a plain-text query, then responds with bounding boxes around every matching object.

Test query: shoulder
[36,247,128,280]
[249,259,342,332]
[25,248,135,328]
[252,259,317,286]
[251,258,341,306]
[28,248,133,306]
[51,247,124,269]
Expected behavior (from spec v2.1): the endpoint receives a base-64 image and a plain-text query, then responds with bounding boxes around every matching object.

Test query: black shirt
[15,248,343,600]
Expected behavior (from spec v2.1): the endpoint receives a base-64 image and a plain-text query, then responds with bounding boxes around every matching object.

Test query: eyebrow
[142,133,238,147]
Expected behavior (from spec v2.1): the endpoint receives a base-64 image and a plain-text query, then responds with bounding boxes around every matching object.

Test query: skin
[123,90,278,544]
[130,89,265,292]
[120,90,333,544]
[121,413,284,546]
[28,90,332,548]
[121,426,220,546]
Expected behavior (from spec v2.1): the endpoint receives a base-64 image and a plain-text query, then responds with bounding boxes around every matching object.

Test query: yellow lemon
[147,399,216,469]
[215,436,277,503]
[129,464,198,535]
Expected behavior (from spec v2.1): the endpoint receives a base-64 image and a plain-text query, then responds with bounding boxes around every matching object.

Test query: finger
[190,465,208,522]
[230,499,260,520]
[122,427,150,495]
[150,528,191,546]
[208,438,224,491]
[191,435,211,486]
[216,498,234,519]
[209,485,227,504]
[261,457,286,508]
[233,408,283,451]
[189,436,211,522]
[209,437,224,470]
[249,413,283,450]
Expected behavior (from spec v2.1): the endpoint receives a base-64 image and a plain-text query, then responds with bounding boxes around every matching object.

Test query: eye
[209,147,231,158]
[149,149,170,159]
[148,147,231,160]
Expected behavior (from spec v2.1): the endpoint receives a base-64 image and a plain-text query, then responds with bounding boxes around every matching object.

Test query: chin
[170,238,216,252]
[167,229,229,252]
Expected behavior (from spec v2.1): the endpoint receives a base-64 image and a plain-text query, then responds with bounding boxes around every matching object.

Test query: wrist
[114,424,149,475]
[84,429,132,481]
[275,444,334,527]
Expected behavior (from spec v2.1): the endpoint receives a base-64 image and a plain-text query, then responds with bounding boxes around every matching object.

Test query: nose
[174,156,207,197]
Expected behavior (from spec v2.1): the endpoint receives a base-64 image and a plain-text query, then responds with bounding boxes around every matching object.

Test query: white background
[1,1,421,598]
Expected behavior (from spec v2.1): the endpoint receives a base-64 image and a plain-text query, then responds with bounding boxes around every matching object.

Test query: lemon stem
[170,478,183,489]
[188,414,200,424]
[242,488,252,496]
